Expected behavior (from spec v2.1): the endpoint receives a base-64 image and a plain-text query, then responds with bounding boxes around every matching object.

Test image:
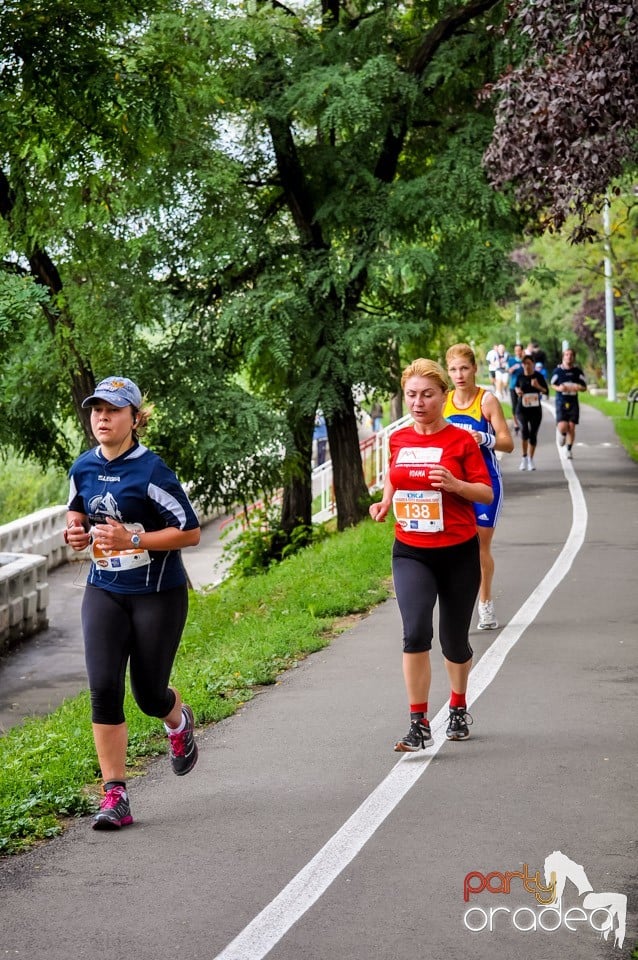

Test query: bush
[221,503,330,578]
[0,452,68,524]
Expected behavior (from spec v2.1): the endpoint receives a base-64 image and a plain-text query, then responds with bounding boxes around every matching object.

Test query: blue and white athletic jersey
[443,387,503,529]
[507,354,525,391]
[68,442,200,594]
[550,364,587,398]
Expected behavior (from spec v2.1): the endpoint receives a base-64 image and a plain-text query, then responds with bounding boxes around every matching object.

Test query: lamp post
[603,197,616,401]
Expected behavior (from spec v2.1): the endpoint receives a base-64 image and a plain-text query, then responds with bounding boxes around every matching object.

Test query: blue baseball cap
[82,377,142,409]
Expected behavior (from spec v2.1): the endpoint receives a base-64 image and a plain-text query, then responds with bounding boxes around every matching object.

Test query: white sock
[165,711,186,735]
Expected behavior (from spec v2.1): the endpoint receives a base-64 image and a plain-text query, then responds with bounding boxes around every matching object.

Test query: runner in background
[507,343,526,435]
[444,343,514,631]
[313,411,328,465]
[515,354,549,471]
[485,343,500,394]
[369,358,493,748]
[370,401,384,433]
[493,344,510,403]
[550,348,588,459]
[527,339,548,379]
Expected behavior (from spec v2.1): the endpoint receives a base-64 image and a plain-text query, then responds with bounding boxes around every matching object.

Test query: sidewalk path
[0,405,636,960]
[0,512,233,733]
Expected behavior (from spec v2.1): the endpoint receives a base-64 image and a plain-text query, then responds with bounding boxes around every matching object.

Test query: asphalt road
[0,404,636,960]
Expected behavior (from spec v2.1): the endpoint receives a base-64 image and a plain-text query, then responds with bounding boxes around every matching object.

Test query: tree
[0,1,181,450]
[0,0,285,506]
[483,0,638,239]
[1,0,522,543]
[509,189,638,388]
[158,0,519,531]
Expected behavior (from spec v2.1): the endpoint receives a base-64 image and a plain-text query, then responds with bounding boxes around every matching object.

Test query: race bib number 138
[393,490,444,533]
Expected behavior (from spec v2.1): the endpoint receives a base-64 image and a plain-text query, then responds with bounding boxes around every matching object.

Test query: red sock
[449,690,466,709]
[410,702,428,718]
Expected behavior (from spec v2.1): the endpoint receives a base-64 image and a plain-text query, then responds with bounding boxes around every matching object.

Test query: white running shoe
[519,457,528,471]
[558,431,567,447]
[527,458,536,471]
[477,600,498,630]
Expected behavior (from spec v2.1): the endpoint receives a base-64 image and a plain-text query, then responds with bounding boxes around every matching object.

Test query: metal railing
[311,415,412,522]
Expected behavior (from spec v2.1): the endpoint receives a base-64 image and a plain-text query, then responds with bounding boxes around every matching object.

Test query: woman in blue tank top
[444,343,513,631]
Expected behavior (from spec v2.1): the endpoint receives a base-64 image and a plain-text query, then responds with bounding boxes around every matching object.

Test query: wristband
[479,432,496,450]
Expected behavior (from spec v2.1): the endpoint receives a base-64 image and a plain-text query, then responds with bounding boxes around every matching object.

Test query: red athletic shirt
[388,424,490,548]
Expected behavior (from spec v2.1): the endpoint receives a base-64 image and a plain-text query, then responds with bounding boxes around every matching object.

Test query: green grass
[580,392,638,462]
[0,454,68,524]
[0,516,395,855]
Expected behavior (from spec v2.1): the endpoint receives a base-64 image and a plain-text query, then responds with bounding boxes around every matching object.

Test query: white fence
[0,505,71,570]
[311,415,411,522]
[0,506,71,653]
[0,552,49,653]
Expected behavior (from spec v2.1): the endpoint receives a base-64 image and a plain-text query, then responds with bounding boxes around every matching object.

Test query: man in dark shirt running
[550,348,587,459]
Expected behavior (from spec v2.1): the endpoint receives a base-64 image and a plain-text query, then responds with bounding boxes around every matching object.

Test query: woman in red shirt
[369,359,493,750]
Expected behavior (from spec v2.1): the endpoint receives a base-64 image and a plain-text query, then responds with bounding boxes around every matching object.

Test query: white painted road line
[213,453,588,960]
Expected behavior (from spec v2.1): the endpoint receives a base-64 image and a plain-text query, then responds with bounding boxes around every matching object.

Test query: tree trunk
[28,245,96,447]
[389,340,403,422]
[280,409,314,534]
[68,361,98,447]
[327,385,370,530]
[390,392,403,422]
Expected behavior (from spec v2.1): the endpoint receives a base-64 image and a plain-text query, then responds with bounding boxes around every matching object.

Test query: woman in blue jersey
[65,377,201,831]
[444,344,513,631]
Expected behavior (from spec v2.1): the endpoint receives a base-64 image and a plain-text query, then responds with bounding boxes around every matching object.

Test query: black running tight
[517,406,542,446]
[392,536,480,663]
[81,584,189,724]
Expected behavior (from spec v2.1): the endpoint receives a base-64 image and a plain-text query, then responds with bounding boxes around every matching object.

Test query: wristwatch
[130,533,142,548]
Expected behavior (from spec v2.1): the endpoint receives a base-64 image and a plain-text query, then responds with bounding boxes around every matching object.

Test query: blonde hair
[132,399,155,438]
[445,342,476,366]
[401,358,449,393]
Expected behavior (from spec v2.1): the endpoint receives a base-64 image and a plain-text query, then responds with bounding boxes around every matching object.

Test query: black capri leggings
[392,536,480,663]
[81,584,189,725]
[517,405,542,446]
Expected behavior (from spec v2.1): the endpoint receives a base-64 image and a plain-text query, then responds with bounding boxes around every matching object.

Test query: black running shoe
[92,784,133,830]
[446,707,473,741]
[394,718,433,752]
[168,705,198,776]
